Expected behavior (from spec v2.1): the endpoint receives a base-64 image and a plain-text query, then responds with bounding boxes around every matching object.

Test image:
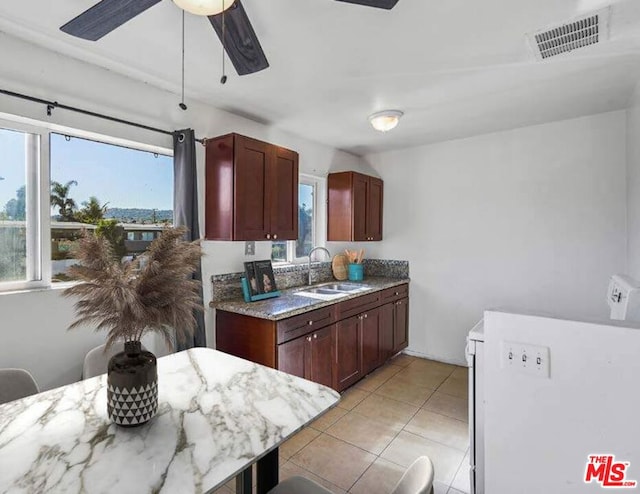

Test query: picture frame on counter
[242,260,280,302]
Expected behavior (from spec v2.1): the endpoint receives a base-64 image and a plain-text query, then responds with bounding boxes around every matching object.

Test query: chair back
[83,342,148,379]
[0,368,39,405]
[391,456,435,494]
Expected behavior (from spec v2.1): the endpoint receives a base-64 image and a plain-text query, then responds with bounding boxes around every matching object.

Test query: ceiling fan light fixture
[369,110,403,132]
[173,0,234,16]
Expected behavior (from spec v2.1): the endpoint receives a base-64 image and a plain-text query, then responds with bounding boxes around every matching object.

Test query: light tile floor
[216,354,470,494]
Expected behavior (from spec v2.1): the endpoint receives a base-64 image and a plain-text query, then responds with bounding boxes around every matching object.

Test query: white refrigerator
[466,320,485,494]
[478,309,640,493]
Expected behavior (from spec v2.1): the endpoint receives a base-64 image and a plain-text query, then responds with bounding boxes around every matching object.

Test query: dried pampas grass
[64,226,203,351]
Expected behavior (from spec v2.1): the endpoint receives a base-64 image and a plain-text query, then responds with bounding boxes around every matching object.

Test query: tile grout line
[350,360,467,491]
[288,357,469,494]
[381,365,468,491]
[325,366,413,493]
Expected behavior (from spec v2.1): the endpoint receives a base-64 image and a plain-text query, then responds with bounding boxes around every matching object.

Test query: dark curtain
[173,129,206,349]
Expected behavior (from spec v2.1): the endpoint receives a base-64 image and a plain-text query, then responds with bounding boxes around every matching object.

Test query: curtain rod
[0,88,205,145]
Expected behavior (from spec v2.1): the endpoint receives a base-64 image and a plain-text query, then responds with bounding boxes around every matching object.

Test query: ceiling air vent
[528,7,611,60]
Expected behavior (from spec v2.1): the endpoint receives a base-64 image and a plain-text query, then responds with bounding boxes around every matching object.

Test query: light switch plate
[501,340,550,378]
[244,241,255,256]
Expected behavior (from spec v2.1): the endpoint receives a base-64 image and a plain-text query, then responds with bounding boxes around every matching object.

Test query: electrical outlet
[501,340,550,378]
[244,241,255,256]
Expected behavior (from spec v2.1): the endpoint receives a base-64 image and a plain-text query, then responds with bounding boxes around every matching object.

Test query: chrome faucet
[308,247,331,285]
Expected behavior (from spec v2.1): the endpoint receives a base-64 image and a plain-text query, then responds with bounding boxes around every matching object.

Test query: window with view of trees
[50,133,173,282]
[272,179,316,263]
[0,126,39,286]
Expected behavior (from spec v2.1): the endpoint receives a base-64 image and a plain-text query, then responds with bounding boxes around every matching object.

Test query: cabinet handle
[397,301,402,306]
[307,336,312,342]
[313,334,317,339]
[273,234,278,240]
[364,313,368,319]
[308,320,313,326]
[395,291,399,296]
[266,233,271,240]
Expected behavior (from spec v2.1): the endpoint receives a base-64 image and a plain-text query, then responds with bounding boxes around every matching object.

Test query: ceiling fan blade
[60,0,162,41]
[208,0,269,76]
[335,0,399,9]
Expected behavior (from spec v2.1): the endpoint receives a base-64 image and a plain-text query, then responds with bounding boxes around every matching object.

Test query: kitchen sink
[321,283,366,292]
[294,283,369,300]
[305,288,344,295]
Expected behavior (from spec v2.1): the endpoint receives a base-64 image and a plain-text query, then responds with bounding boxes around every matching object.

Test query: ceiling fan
[60,0,400,77]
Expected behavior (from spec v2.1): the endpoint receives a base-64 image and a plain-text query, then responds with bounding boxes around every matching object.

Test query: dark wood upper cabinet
[205,133,299,241]
[327,171,383,241]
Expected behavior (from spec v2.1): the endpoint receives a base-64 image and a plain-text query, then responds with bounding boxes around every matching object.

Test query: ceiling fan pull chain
[220,0,227,84]
[179,10,188,110]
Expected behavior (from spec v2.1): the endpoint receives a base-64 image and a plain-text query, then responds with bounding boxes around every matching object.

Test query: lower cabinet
[309,326,334,387]
[277,325,334,388]
[380,297,409,361]
[216,282,409,392]
[334,307,381,392]
[380,303,395,363]
[334,316,362,391]
[393,298,409,354]
[361,307,381,376]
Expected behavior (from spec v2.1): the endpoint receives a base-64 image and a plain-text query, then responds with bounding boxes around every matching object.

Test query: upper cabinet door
[367,177,383,241]
[234,135,270,240]
[352,173,369,241]
[270,147,299,241]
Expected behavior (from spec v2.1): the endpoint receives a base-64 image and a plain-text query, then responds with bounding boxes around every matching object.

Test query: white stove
[466,319,484,494]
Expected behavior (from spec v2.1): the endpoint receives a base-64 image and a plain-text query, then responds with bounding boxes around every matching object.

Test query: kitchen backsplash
[363,259,410,278]
[210,259,409,303]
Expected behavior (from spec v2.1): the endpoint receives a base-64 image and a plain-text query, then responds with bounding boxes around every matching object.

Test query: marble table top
[0,348,340,494]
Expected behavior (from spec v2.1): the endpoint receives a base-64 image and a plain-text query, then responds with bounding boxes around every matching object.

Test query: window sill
[0,281,77,296]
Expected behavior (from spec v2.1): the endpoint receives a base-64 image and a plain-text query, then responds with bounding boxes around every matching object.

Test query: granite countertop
[211,276,410,320]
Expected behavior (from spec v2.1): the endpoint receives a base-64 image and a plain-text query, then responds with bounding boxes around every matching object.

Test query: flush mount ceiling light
[173,0,235,16]
[369,110,404,132]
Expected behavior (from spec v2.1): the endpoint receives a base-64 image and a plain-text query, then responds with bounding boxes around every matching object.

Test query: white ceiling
[1,0,640,154]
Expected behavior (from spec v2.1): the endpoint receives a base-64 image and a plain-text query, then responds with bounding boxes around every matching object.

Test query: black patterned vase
[107,340,158,427]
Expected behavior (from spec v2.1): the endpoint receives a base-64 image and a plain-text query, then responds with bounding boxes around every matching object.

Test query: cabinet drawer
[337,292,381,320]
[277,306,336,344]
[379,284,409,304]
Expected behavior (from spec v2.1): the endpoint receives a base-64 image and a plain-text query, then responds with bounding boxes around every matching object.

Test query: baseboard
[402,348,468,368]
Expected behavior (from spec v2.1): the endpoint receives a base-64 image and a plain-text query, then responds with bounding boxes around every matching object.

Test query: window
[50,134,173,281]
[0,125,42,289]
[272,176,319,263]
[0,116,173,293]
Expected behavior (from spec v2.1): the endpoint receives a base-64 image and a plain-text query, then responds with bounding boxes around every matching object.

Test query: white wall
[627,81,640,279]
[366,112,628,364]
[483,310,640,493]
[0,30,632,387]
[0,32,374,390]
